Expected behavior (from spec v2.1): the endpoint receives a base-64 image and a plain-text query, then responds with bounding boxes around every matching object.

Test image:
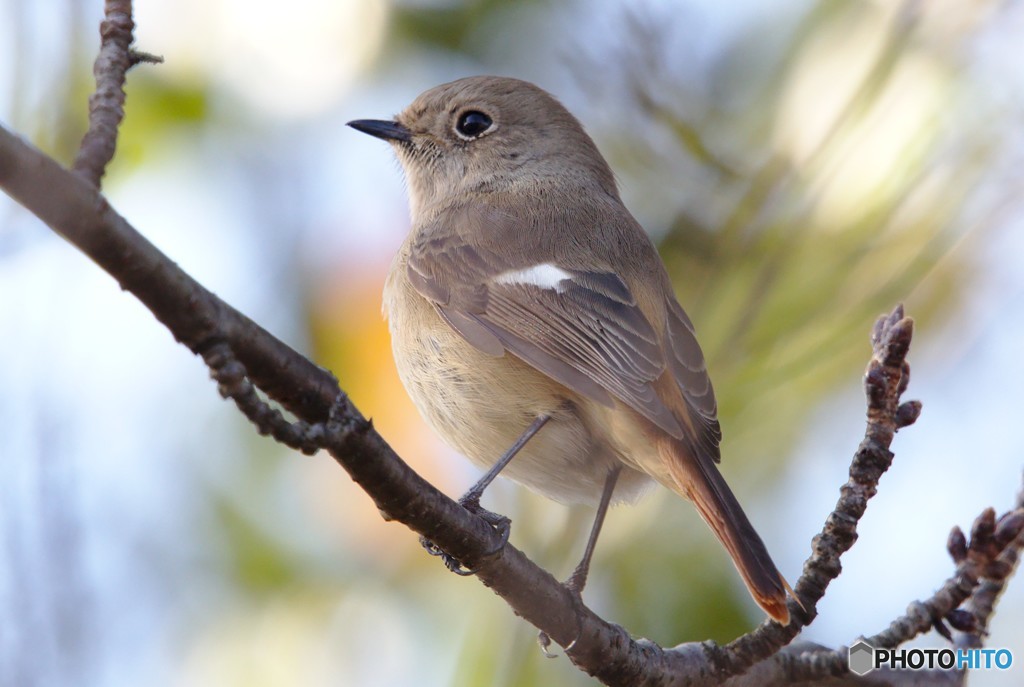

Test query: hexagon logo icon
[849,641,875,676]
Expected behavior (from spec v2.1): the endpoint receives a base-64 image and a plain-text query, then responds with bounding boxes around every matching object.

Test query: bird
[348,75,792,625]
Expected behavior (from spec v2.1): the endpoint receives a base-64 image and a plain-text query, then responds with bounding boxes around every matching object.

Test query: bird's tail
[659,438,792,625]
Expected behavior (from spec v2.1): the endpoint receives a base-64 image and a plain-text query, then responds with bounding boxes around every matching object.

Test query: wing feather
[405,208,716,445]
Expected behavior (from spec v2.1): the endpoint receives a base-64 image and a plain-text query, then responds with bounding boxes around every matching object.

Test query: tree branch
[72,0,162,187]
[735,496,1024,686]
[957,477,1024,650]
[862,507,1024,649]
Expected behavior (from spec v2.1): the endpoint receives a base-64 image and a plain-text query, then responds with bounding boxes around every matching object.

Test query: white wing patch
[493,263,572,292]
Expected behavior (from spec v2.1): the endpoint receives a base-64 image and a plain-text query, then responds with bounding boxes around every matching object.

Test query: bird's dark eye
[455,110,493,138]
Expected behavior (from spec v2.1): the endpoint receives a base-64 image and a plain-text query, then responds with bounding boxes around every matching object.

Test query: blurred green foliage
[111,73,210,175]
[390,0,551,55]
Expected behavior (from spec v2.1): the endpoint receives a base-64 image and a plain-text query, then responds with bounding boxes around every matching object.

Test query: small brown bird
[349,76,791,624]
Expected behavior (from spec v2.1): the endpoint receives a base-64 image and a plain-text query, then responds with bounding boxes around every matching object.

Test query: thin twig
[757,500,1024,685]
[864,507,1024,649]
[203,342,336,455]
[957,475,1024,650]
[695,307,920,681]
[73,0,161,186]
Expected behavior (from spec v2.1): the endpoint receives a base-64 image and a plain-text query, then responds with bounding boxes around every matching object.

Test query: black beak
[347,119,412,143]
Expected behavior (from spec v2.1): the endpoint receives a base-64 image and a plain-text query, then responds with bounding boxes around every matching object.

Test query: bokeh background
[2,0,1023,685]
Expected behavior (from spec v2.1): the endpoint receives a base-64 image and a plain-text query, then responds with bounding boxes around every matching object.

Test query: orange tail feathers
[660,439,792,625]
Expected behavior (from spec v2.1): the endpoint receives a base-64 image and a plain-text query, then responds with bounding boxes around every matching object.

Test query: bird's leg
[420,414,551,575]
[565,464,621,595]
[538,465,623,656]
[458,413,551,513]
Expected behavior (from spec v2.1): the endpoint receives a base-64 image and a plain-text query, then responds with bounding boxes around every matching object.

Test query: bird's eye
[455,110,493,139]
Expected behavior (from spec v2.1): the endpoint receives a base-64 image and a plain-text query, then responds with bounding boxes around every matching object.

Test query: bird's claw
[419,499,511,576]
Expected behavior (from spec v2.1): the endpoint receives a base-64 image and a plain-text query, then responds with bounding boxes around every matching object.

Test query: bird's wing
[663,297,722,461]
[406,208,690,439]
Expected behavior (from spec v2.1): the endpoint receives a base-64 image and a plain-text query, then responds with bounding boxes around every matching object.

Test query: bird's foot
[419,495,511,576]
[563,568,587,599]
